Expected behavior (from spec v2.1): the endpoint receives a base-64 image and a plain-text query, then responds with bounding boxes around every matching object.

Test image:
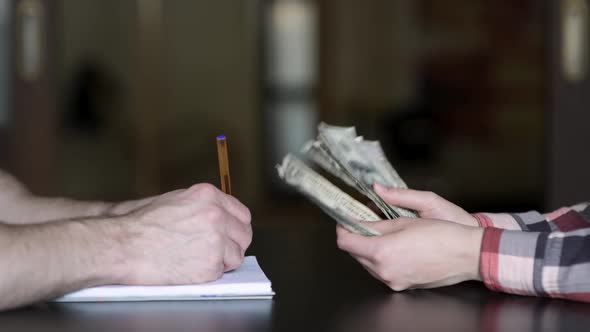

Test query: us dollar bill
[300,140,357,188]
[313,123,416,218]
[302,136,397,218]
[276,154,381,236]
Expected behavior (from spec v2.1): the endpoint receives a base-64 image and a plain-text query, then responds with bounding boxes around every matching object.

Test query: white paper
[55,256,274,302]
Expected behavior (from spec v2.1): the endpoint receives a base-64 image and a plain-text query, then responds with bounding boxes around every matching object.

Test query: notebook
[55,256,275,302]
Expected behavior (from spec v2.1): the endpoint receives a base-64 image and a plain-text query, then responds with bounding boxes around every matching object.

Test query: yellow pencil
[216,135,232,195]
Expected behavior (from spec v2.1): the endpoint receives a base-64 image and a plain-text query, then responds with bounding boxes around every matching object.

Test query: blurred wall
[57,0,262,205]
[55,0,547,212]
[319,0,546,211]
[160,0,260,204]
[320,0,417,117]
[57,0,136,200]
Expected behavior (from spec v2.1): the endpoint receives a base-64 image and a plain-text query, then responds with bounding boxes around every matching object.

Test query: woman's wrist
[466,227,484,281]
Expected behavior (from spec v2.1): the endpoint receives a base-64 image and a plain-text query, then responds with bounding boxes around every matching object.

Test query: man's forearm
[1,196,114,225]
[0,170,110,224]
[0,170,155,224]
[0,216,130,310]
[3,195,156,225]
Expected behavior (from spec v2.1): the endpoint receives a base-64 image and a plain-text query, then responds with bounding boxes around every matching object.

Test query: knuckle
[206,252,224,269]
[372,245,387,263]
[243,226,253,248]
[202,206,225,223]
[205,263,224,281]
[243,207,252,224]
[390,283,408,292]
[208,232,226,248]
[227,255,243,271]
[374,264,390,280]
[241,246,248,258]
[191,183,219,198]
[215,260,225,274]
[227,196,251,223]
[336,236,347,250]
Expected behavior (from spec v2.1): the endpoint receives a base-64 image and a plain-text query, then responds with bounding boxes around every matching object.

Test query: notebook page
[56,256,274,302]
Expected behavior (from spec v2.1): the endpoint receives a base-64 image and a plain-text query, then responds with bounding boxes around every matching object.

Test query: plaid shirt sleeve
[477,203,590,302]
[473,201,590,231]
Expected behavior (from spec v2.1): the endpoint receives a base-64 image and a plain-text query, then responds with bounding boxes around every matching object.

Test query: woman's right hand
[374,183,479,227]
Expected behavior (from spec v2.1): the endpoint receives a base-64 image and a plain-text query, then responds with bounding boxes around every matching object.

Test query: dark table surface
[2,216,590,332]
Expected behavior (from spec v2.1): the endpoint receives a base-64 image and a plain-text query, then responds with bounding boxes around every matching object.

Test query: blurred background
[0,0,588,222]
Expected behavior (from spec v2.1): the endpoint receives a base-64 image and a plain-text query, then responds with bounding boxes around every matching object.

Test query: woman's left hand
[336,218,484,290]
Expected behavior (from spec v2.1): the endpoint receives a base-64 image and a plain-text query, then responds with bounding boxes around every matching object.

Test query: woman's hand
[374,183,479,227]
[336,218,483,290]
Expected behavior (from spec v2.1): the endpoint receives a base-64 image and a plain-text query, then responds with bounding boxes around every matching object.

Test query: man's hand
[374,183,479,227]
[121,183,252,285]
[104,196,157,216]
[0,181,252,310]
[336,219,483,291]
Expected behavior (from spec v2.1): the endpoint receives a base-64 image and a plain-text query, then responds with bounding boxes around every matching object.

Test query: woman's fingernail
[374,182,390,192]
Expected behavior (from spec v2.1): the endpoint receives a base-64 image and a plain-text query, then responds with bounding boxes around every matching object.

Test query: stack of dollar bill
[276,123,416,236]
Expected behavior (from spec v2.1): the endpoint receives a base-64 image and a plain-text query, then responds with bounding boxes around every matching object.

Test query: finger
[350,254,386,283]
[362,219,412,235]
[374,183,438,213]
[220,194,251,224]
[336,225,377,258]
[183,184,250,224]
[364,265,386,284]
[223,238,244,272]
[366,201,386,218]
[351,254,376,268]
[224,215,253,253]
